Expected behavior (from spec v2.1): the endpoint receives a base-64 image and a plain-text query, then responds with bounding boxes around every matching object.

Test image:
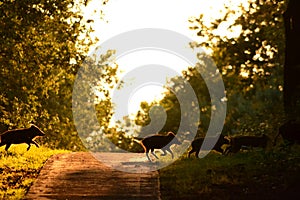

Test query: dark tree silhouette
[284,0,300,118]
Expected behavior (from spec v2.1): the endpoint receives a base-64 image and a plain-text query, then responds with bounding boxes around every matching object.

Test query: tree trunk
[284,0,300,119]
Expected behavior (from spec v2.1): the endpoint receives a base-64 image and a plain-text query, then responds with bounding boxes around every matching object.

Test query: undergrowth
[0,145,69,200]
[159,145,300,200]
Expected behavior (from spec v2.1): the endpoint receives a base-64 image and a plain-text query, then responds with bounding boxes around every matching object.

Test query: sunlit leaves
[0,0,101,149]
[190,0,286,85]
[188,0,287,135]
[137,0,288,138]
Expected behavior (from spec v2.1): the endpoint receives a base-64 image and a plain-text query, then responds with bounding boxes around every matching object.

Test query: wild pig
[138,132,181,162]
[0,124,45,151]
[224,134,269,154]
[274,120,300,145]
[188,134,230,158]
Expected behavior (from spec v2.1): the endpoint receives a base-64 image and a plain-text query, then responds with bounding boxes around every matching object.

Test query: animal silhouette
[0,124,45,151]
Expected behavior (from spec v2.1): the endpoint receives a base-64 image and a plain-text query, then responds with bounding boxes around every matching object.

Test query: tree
[134,60,213,138]
[283,0,300,119]
[188,0,288,135]
[135,0,288,137]
[0,0,112,149]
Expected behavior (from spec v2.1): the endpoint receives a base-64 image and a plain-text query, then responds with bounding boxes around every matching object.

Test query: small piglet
[188,134,229,158]
[141,132,181,162]
[274,120,300,145]
[224,134,269,154]
[0,124,45,151]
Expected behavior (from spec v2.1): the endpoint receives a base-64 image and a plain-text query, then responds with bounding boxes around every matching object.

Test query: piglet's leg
[27,143,31,151]
[165,148,174,159]
[151,149,159,159]
[145,149,152,162]
[5,143,12,151]
[160,149,167,156]
[31,140,40,148]
[146,152,152,162]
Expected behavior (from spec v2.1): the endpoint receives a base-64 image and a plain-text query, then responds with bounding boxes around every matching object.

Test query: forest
[0,0,290,150]
[1,0,300,199]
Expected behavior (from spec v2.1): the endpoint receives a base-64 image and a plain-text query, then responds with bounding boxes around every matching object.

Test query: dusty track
[25,152,161,200]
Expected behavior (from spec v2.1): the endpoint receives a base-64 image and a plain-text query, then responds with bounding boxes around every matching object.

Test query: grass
[0,144,69,200]
[159,146,300,200]
[1,142,299,200]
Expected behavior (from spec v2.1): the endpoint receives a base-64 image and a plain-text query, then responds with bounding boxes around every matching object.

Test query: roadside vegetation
[159,145,300,200]
[1,0,299,199]
[0,145,69,200]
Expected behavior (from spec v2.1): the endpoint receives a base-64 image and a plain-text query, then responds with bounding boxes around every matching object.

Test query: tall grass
[0,145,69,199]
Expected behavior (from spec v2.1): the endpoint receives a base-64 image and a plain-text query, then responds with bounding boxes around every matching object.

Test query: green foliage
[72,48,132,152]
[160,147,300,199]
[135,0,287,138]
[188,0,287,135]
[0,145,69,199]
[135,64,212,137]
[94,1,289,152]
[190,0,286,82]
[106,129,144,153]
[0,0,110,149]
[72,49,118,136]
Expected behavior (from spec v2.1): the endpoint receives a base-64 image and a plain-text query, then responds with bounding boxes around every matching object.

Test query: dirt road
[25,152,161,199]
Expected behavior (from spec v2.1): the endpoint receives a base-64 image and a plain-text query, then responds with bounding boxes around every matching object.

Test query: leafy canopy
[0,0,114,150]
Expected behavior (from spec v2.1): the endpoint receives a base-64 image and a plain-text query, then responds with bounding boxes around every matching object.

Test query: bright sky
[81,0,248,121]
[83,0,247,42]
